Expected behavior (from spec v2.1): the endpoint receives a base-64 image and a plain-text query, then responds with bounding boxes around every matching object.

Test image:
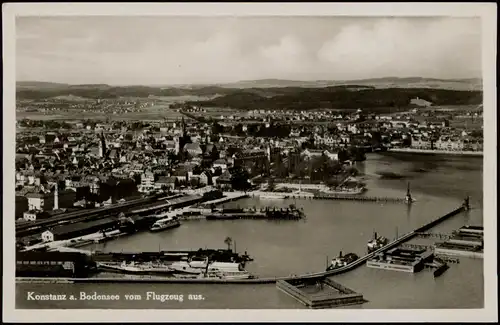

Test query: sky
[16,16,482,85]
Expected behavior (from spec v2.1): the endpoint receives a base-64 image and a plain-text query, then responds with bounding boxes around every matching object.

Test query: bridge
[33,200,468,285]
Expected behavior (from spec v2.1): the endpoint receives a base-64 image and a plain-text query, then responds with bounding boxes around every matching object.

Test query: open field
[16,108,185,121]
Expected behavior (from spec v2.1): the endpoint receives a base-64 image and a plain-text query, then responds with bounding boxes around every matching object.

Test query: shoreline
[384,148,483,157]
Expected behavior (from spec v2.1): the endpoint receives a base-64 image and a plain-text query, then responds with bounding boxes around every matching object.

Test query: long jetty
[313,194,406,203]
[22,204,467,285]
[251,191,408,203]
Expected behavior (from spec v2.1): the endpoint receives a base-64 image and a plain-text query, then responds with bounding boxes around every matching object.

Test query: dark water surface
[16,154,484,309]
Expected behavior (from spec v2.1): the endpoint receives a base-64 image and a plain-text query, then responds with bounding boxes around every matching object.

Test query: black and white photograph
[2,3,497,323]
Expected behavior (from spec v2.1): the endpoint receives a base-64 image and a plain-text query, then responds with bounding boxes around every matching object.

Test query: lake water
[16,153,484,309]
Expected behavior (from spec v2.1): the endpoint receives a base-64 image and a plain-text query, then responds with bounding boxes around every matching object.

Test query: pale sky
[16,16,482,85]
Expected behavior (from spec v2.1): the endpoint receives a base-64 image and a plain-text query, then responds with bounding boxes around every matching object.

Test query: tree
[212,122,224,135]
[224,237,233,251]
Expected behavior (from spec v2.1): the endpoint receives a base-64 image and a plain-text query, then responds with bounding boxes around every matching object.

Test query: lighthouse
[463,195,470,210]
[405,182,414,204]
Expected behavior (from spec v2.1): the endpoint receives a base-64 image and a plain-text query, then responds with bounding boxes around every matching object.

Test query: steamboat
[367,231,389,253]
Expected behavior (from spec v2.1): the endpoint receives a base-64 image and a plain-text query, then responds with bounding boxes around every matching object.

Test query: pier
[199,192,249,207]
[313,194,407,203]
[416,232,453,240]
[17,202,468,285]
[251,190,411,203]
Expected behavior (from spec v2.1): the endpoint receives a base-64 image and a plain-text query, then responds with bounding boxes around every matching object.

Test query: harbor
[16,199,470,285]
[14,154,485,309]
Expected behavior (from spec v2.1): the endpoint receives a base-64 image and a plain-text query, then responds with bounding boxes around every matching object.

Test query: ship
[169,256,252,278]
[326,251,359,271]
[171,257,253,280]
[258,192,290,200]
[92,248,254,264]
[367,231,389,253]
[149,216,181,232]
[97,260,175,275]
[173,270,254,280]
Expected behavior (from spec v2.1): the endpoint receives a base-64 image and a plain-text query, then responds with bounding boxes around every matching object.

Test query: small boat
[326,251,359,271]
[149,216,181,232]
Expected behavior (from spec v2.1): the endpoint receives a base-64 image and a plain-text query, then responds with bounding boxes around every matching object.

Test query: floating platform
[276,277,365,309]
[434,242,484,259]
[454,225,484,237]
[366,247,433,273]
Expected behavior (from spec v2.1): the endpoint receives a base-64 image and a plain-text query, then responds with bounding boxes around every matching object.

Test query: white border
[2,2,497,323]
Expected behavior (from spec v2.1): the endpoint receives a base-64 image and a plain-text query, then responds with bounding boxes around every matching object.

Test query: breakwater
[17,205,466,285]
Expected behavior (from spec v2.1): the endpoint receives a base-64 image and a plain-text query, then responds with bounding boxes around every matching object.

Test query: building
[435,137,464,151]
[302,149,324,159]
[214,170,233,190]
[323,150,339,161]
[140,171,155,192]
[199,171,212,186]
[42,217,119,242]
[213,159,229,171]
[184,143,203,156]
[26,192,54,212]
[98,132,107,158]
[154,176,178,191]
[411,137,432,150]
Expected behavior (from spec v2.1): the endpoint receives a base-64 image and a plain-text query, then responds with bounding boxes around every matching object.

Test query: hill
[16,81,70,90]
[185,87,482,112]
[218,77,482,91]
[15,77,482,105]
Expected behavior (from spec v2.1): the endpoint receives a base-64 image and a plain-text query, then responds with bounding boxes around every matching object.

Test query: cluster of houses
[14,105,483,222]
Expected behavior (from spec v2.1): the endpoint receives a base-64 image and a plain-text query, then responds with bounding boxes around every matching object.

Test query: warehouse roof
[47,217,117,236]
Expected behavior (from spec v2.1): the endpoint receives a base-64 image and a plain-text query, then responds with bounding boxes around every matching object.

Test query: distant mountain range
[17,77,482,92]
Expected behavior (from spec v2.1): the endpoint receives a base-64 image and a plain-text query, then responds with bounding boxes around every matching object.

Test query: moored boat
[326,251,359,271]
[149,216,181,232]
[367,231,389,253]
[97,261,175,275]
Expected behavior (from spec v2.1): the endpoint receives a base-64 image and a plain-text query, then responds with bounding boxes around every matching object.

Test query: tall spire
[181,116,186,137]
[99,131,106,158]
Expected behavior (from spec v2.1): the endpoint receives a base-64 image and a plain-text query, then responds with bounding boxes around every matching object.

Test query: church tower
[174,136,180,155]
[53,182,59,210]
[98,131,106,158]
[181,117,186,138]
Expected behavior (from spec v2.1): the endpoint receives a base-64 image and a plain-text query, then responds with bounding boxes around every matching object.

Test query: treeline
[16,84,379,100]
[188,88,482,111]
[16,85,482,113]
[16,85,235,100]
